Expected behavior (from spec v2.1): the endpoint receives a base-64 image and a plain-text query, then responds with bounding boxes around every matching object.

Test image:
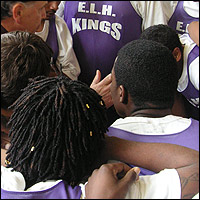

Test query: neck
[1,19,18,33]
[36,19,45,32]
[1,18,36,33]
[131,107,172,118]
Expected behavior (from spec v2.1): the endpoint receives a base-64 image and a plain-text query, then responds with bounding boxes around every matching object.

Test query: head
[1,31,53,109]
[1,1,47,33]
[44,1,61,19]
[140,24,184,78]
[5,75,108,189]
[110,39,178,117]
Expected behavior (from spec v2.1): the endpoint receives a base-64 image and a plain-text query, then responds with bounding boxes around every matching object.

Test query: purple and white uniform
[178,33,199,119]
[56,1,167,125]
[1,168,82,199]
[62,1,142,85]
[162,1,199,35]
[107,115,199,175]
[57,1,167,85]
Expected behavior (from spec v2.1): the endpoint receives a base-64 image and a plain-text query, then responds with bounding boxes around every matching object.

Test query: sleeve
[125,169,181,199]
[1,166,26,191]
[79,183,86,199]
[130,1,168,30]
[56,1,65,18]
[160,1,178,22]
[55,14,81,80]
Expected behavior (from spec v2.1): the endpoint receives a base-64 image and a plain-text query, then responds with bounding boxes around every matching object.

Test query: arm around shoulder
[103,136,199,173]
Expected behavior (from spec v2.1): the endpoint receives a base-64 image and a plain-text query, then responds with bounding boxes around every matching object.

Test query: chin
[47,13,55,18]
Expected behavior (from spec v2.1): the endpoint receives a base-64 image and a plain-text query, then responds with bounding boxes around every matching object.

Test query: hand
[90,70,113,109]
[85,163,140,199]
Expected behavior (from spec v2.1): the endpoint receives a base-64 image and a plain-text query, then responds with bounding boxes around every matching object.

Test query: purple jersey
[168,1,199,35]
[182,45,199,106]
[181,44,199,120]
[46,15,59,65]
[1,181,82,199]
[63,1,142,85]
[107,118,199,175]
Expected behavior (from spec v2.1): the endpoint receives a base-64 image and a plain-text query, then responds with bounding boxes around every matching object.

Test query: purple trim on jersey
[1,181,82,199]
[63,1,142,85]
[182,45,199,107]
[1,25,8,34]
[181,45,199,120]
[46,15,59,64]
[168,1,199,35]
[183,96,199,121]
[107,118,199,175]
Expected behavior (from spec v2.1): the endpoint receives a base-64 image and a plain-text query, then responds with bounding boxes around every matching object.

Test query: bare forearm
[104,136,199,173]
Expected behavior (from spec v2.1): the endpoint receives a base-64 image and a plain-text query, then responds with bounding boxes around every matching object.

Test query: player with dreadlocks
[1,65,199,200]
[2,74,108,199]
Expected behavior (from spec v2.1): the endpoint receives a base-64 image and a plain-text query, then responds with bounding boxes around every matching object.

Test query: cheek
[110,86,118,108]
[45,6,51,12]
[110,86,125,118]
[110,83,116,101]
[32,12,42,26]
[27,11,40,23]
[113,100,124,118]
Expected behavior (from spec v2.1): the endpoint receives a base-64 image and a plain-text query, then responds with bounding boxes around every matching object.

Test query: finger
[122,167,140,184]
[100,73,112,85]
[106,162,132,178]
[99,83,111,96]
[90,70,101,86]
[133,167,140,181]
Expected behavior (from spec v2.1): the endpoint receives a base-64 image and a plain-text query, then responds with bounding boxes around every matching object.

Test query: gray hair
[1,1,34,20]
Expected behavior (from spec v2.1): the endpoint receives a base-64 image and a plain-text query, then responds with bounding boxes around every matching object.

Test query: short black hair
[1,1,34,20]
[114,39,178,109]
[140,24,183,54]
[1,31,53,108]
[6,75,108,189]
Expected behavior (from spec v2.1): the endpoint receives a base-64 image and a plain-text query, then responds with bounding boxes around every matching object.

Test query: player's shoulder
[55,14,65,23]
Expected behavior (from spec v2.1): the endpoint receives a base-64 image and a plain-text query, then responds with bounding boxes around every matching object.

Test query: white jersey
[2,166,198,199]
[35,14,81,80]
[110,115,191,135]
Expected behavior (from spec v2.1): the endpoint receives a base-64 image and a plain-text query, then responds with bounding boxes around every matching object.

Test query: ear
[119,85,128,104]
[172,47,182,62]
[12,3,25,23]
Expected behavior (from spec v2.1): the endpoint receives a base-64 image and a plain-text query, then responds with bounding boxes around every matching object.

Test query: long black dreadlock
[5,75,108,189]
